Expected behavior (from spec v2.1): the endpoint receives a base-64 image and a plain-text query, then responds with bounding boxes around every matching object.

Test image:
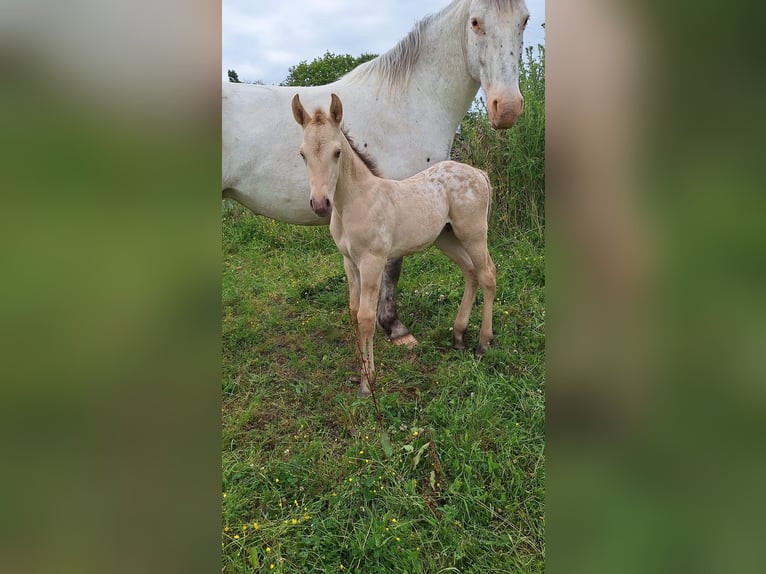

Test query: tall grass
[453,46,545,241]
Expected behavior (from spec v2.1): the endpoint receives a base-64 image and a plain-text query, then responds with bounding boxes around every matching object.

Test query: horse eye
[471,18,478,27]
[334,149,341,159]
[299,151,305,160]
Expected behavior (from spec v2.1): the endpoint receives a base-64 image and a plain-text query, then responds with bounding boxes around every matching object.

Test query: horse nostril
[325,198,331,210]
[491,98,500,118]
[309,198,315,209]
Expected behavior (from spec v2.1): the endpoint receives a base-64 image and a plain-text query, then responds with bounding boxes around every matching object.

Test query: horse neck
[333,135,381,215]
[344,0,479,138]
[394,0,479,128]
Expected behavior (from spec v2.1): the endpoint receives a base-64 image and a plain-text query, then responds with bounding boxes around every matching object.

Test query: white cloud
[223,0,545,84]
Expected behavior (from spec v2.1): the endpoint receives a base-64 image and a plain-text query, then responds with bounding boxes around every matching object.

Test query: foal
[292,94,496,397]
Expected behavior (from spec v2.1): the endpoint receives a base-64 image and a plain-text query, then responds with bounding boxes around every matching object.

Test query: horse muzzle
[310,196,332,217]
[487,89,525,129]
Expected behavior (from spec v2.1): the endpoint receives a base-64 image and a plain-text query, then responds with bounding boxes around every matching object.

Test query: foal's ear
[329,93,343,125]
[292,94,308,127]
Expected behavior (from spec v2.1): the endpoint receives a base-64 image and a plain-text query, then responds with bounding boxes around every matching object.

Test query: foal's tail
[479,169,492,222]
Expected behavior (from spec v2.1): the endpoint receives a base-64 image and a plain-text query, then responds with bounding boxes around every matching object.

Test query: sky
[223,0,545,85]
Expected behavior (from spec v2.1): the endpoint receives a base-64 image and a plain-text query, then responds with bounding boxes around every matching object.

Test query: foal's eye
[334,149,341,159]
[471,18,478,27]
[299,151,305,160]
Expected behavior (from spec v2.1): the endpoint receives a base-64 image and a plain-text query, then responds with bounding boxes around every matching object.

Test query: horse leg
[343,256,360,331]
[357,257,386,397]
[376,258,418,348]
[434,231,479,351]
[463,240,496,357]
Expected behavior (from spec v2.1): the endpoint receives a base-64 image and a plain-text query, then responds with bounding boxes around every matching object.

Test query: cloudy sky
[223,0,545,85]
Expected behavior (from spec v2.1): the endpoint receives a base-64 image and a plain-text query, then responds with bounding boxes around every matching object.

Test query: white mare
[293,94,496,397]
[223,0,528,342]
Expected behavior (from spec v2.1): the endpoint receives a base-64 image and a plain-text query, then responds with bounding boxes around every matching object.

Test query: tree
[281,51,377,87]
[227,69,240,83]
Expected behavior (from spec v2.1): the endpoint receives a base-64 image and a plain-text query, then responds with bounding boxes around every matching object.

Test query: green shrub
[453,46,545,242]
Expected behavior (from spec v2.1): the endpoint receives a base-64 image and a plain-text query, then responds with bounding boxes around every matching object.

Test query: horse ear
[292,94,308,126]
[330,93,343,125]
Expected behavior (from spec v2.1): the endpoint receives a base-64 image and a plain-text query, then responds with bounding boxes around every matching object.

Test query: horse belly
[222,84,327,225]
[390,211,448,257]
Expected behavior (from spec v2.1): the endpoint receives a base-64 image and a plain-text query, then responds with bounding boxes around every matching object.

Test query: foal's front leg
[356,257,386,398]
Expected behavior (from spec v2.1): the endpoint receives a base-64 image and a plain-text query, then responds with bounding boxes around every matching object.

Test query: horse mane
[344,1,466,93]
[342,127,382,177]
[342,1,523,93]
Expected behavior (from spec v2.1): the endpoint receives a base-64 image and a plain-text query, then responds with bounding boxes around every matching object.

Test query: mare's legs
[434,231,479,350]
[357,257,387,397]
[377,258,418,347]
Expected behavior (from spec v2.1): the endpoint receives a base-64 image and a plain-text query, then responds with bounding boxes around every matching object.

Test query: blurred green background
[2,0,766,573]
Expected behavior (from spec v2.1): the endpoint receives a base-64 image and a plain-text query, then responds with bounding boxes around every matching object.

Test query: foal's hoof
[452,332,466,351]
[391,333,418,348]
[474,339,493,358]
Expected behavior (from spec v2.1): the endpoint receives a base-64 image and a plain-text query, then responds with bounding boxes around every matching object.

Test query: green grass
[222,204,545,573]
[223,44,545,574]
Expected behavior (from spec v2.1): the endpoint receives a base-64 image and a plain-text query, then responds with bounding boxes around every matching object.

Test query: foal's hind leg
[435,231,479,350]
[464,240,496,357]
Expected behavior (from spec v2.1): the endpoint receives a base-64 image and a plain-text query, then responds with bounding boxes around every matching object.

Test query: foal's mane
[342,127,382,177]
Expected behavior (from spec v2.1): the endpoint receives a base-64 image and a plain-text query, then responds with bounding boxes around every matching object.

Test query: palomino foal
[292,94,496,397]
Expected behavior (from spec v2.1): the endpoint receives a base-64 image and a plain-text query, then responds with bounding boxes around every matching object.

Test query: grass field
[222,202,545,572]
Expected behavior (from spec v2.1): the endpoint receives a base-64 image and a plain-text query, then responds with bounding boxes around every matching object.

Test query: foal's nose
[310,196,332,216]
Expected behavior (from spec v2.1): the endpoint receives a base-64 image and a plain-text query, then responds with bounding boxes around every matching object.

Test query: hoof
[391,333,418,348]
[452,332,466,351]
[474,339,492,358]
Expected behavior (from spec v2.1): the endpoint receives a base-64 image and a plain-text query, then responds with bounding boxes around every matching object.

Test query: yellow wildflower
[234,534,240,540]
[266,547,271,553]
[253,522,259,529]
[291,518,298,525]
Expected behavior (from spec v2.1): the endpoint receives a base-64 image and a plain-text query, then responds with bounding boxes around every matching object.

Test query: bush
[452,45,545,242]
